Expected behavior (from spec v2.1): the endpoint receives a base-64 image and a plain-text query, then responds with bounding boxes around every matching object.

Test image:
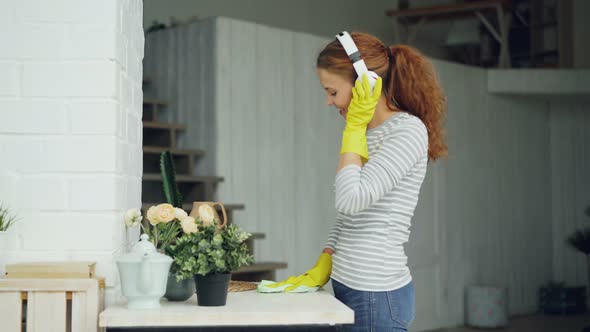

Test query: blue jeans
[332,279,415,332]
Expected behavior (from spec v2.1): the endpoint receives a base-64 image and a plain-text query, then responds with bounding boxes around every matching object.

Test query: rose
[147,206,159,225]
[147,204,175,225]
[124,208,142,227]
[180,216,199,234]
[175,208,188,221]
[156,204,175,224]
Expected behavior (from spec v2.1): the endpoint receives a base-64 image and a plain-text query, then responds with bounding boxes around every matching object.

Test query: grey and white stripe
[326,112,428,292]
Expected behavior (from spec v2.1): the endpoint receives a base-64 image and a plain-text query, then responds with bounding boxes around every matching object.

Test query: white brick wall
[0,0,144,303]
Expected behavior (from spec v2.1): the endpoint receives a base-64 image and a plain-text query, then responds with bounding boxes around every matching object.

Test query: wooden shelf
[386,0,509,21]
[386,0,512,68]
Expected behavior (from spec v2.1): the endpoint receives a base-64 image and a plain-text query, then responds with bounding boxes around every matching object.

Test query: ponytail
[384,45,448,160]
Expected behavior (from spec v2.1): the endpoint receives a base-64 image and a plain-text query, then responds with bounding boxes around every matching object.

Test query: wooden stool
[0,278,104,332]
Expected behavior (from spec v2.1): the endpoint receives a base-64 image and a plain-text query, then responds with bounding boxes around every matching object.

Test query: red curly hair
[317,32,448,161]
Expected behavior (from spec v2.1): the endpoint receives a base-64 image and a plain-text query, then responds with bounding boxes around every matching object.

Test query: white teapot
[116,234,172,309]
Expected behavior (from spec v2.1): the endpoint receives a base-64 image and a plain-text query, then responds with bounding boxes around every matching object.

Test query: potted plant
[0,204,18,243]
[566,205,590,305]
[156,150,198,301]
[170,216,253,306]
[539,281,586,314]
[0,204,18,277]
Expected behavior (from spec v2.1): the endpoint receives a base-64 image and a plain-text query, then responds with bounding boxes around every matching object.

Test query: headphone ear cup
[356,71,379,89]
[358,71,379,91]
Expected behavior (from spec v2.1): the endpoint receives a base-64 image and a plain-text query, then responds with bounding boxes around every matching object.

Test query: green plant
[160,151,183,208]
[567,228,590,293]
[170,221,253,281]
[123,151,184,254]
[566,205,590,298]
[158,150,185,273]
[0,204,18,231]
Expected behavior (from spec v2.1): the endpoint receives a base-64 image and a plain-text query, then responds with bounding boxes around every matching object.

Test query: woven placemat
[228,280,257,292]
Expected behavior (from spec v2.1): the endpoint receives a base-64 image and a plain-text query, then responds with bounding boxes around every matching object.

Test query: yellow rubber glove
[340,74,383,161]
[267,253,332,292]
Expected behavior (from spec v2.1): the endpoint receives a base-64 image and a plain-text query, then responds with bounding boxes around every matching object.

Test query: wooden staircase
[141,83,286,281]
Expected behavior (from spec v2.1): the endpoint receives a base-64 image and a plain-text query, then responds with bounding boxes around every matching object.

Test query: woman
[271,32,447,331]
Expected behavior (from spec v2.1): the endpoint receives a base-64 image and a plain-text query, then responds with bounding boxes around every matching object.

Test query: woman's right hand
[340,74,382,161]
[346,74,382,129]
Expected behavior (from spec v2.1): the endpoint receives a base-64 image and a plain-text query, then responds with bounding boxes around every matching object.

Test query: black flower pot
[193,273,231,306]
[165,273,196,302]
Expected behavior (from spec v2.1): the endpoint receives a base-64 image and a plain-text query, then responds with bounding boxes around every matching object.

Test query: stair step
[249,232,264,239]
[143,173,223,183]
[234,262,287,274]
[143,121,185,149]
[232,262,288,282]
[142,174,223,204]
[143,100,166,108]
[142,100,167,121]
[141,202,245,225]
[143,146,205,157]
[143,121,185,130]
[143,146,205,175]
[141,202,244,213]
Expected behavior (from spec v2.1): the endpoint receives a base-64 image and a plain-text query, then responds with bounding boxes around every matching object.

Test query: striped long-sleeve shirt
[326,111,428,292]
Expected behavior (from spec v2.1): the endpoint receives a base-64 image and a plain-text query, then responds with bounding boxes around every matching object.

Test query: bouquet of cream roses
[124,203,194,252]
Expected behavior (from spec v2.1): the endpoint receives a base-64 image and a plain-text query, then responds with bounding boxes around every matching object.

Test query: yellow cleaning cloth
[256,280,320,293]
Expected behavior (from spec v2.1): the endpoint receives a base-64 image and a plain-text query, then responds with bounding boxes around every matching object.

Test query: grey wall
[143,0,396,43]
[142,0,450,60]
[438,61,554,322]
[144,0,590,68]
[550,98,590,286]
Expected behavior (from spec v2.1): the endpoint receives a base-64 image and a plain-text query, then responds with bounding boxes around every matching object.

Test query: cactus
[160,151,183,208]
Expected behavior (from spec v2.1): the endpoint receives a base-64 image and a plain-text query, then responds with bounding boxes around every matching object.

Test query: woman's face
[316,68,353,120]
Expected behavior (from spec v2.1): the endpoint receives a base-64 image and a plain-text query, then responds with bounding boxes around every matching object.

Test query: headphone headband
[335,31,369,79]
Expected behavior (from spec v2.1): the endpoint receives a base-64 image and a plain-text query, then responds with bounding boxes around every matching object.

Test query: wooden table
[386,0,512,68]
[99,290,354,330]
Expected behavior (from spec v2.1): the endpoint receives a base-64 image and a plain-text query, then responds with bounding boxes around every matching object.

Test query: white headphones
[335,31,379,91]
